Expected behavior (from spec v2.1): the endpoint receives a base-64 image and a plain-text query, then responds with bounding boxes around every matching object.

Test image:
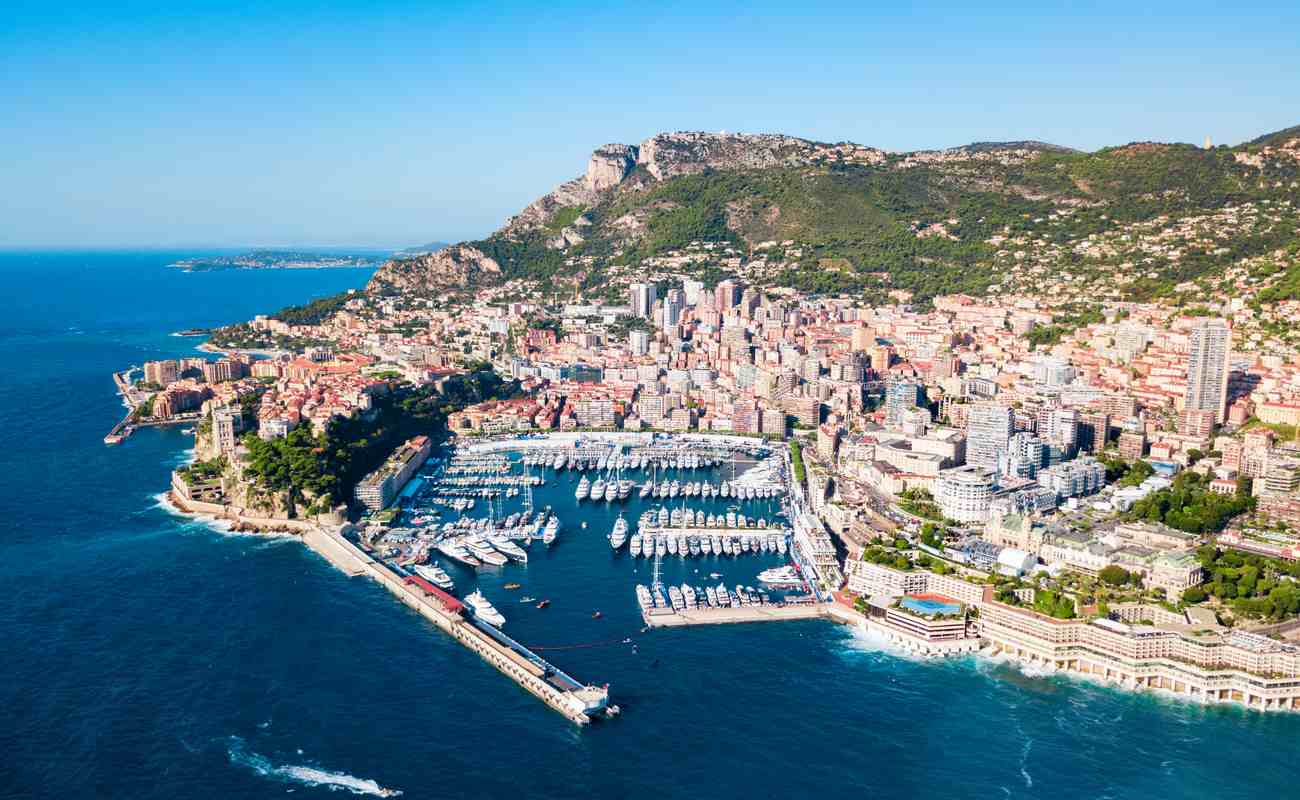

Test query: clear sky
[3,0,1298,248]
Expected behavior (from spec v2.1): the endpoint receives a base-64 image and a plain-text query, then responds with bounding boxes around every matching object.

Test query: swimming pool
[900,596,961,616]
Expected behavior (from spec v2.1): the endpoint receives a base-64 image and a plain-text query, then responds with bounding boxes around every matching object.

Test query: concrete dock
[301,526,612,725]
[642,602,825,627]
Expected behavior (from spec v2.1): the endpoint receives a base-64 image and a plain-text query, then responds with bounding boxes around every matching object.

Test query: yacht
[700,536,713,555]
[705,585,719,606]
[465,537,509,567]
[603,479,618,502]
[629,532,642,556]
[639,480,653,499]
[413,563,454,590]
[436,540,482,568]
[465,590,506,627]
[715,582,731,607]
[758,565,803,588]
[668,585,685,611]
[688,536,701,557]
[642,535,656,558]
[711,535,723,553]
[776,537,787,555]
[489,536,528,563]
[542,515,560,545]
[609,514,629,550]
[720,482,731,498]
[590,477,607,501]
[669,480,680,498]
[681,583,697,608]
[618,479,632,501]
[666,535,679,556]
[655,535,667,557]
[575,476,591,502]
[636,584,653,611]
[657,506,670,527]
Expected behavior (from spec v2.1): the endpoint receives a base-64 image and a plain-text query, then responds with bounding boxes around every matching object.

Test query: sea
[1,250,1297,800]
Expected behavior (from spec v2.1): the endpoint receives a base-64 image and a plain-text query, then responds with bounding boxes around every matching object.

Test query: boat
[720,483,730,499]
[705,585,719,606]
[536,599,551,609]
[413,563,454,590]
[618,479,632,501]
[575,476,591,501]
[609,513,629,549]
[758,565,803,588]
[636,585,653,611]
[590,477,606,500]
[436,540,482,568]
[666,535,679,556]
[639,481,653,499]
[464,537,508,567]
[715,582,730,607]
[592,611,603,619]
[503,582,522,590]
[603,480,618,502]
[489,536,528,563]
[681,583,697,608]
[629,532,642,556]
[465,590,506,627]
[655,535,667,557]
[669,480,680,498]
[668,585,684,611]
[542,515,560,544]
[642,535,655,558]
[519,595,536,603]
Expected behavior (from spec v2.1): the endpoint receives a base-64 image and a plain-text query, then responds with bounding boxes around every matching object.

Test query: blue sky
[3,0,1298,248]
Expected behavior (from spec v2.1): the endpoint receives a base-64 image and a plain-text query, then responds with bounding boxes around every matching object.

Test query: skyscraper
[629,282,657,319]
[966,401,1014,471]
[714,279,739,312]
[1185,319,1232,424]
[662,288,684,328]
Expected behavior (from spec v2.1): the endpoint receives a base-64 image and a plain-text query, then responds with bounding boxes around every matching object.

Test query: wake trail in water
[226,737,402,797]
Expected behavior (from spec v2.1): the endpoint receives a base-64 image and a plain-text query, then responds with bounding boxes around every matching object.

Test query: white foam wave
[227,737,401,797]
[153,492,295,540]
[839,622,928,662]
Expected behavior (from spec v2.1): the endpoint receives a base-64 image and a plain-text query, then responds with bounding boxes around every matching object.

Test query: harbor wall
[297,525,602,725]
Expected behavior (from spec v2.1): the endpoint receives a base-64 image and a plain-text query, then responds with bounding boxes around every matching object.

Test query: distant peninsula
[168,249,383,272]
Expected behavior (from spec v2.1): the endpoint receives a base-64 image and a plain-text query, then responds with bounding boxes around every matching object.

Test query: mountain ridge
[367,125,1300,303]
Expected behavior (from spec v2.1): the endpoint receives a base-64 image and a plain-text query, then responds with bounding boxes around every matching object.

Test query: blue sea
[1,250,1297,800]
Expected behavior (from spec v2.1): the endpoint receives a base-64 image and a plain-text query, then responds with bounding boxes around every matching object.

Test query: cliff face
[367,244,502,296]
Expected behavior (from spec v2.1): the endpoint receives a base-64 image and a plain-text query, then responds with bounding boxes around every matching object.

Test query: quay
[643,602,825,627]
[301,525,614,725]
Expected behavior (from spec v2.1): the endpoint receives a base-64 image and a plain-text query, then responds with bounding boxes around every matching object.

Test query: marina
[338,432,821,722]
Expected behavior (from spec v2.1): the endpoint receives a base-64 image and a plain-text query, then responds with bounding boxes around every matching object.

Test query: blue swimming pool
[900,596,961,616]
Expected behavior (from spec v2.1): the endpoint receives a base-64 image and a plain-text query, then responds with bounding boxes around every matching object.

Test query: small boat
[519,595,536,603]
[536,599,551,609]
[503,582,522,590]
[592,611,604,619]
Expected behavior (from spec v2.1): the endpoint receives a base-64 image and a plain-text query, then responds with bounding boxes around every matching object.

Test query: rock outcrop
[367,244,501,295]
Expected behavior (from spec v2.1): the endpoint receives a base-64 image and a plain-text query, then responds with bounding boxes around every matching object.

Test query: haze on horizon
[3,0,1298,249]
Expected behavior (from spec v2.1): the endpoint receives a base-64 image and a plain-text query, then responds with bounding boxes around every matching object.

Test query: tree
[1099,565,1132,586]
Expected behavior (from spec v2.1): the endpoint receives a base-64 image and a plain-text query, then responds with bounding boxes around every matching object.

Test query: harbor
[328,432,833,723]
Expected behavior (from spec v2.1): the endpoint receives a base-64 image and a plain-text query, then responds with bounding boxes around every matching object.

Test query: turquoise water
[900,596,962,616]
[1,250,1298,800]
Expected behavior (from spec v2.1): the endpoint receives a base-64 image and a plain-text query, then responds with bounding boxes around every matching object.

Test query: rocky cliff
[367,244,501,296]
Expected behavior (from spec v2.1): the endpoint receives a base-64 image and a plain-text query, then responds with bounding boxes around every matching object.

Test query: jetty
[302,525,614,725]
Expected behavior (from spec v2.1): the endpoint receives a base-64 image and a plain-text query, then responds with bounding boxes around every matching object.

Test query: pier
[301,525,613,725]
[642,602,825,627]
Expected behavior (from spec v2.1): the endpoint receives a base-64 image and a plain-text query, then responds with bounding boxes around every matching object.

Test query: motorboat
[609,513,629,550]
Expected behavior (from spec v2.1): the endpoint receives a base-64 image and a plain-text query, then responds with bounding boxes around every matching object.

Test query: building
[714,279,739,312]
[934,465,998,524]
[629,283,657,319]
[212,407,244,455]
[629,329,650,356]
[353,436,432,512]
[966,402,1013,471]
[1184,318,1232,423]
[1118,430,1147,460]
[885,379,921,429]
[143,359,178,386]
